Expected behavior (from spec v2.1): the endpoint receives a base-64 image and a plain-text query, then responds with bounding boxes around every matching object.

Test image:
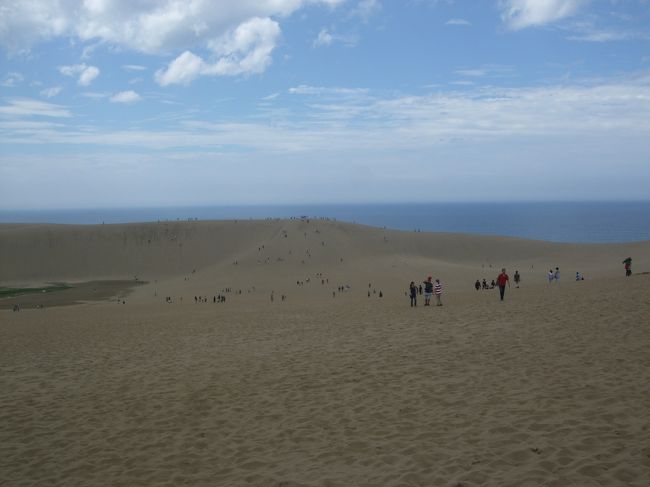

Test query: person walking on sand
[514,270,521,288]
[548,269,554,284]
[554,267,561,283]
[475,279,481,291]
[409,281,417,307]
[434,279,443,306]
[623,257,632,277]
[423,276,433,306]
[497,268,510,301]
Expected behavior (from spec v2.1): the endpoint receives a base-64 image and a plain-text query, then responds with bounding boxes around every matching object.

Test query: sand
[1,219,649,486]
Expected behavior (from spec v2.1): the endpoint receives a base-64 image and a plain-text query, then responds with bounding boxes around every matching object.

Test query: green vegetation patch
[0,284,72,299]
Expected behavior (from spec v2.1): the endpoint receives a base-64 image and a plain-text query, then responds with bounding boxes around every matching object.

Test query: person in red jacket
[497,268,510,301]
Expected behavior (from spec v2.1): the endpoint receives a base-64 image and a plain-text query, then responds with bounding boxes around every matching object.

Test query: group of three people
[409,276,442,307]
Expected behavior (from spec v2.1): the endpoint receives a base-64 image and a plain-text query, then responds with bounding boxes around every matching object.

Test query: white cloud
[289,85,369,96]
[0,98,71,118]
[500,0,588,30]
[2,72,24,87]
[453,65,515,79]
[565,22,650,42]
[454,69,486,77]
[156,17,281,85]
[59,63,100,86]
[205,17,280,75]
[0,2,69,53]
[40,86,63,98]
[0,0,344,81]
[353,0,382,21]
[110,90,141,103]
[81,42,100,60]
[446,18,471,26]
[4,77,650,159]
[312,28,358,48]
[122,64,147,71]
[78,66,100,86]
[155,51,205,86]
[314,29,334,47]
[81,92,110,99]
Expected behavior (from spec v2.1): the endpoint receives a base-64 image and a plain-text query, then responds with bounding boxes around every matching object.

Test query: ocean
[1,202,649,244]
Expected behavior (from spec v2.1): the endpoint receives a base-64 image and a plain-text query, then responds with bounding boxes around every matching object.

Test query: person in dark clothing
[409,281,417,307]
[423,277,433,306]
[475,279,481,291]
[623,257,632,277]
[514,270,521,288]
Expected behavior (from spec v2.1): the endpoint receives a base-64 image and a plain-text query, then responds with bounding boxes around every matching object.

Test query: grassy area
[0,284,71,299]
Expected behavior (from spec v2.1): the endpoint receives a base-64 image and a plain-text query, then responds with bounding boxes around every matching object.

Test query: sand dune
[2,219,648,290]
[1,220,649,486]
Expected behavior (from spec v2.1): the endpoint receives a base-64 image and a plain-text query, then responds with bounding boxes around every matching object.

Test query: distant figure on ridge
[497,268,510,301]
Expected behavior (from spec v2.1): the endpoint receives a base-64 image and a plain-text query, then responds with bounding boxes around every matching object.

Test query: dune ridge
[2,219,647,285]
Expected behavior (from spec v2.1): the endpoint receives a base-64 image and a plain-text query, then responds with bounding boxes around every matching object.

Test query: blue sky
[1,0,649,209]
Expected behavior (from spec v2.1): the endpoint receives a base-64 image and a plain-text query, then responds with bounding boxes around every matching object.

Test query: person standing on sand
[423,277,433,306]
[514,270,521,288]
[434,279,443,306]
[409,281,417,307]
[554,267,561,283]
[548,269,554,283]
[623,257,632,277]
[475,279,481,291]
[497,268,510,301]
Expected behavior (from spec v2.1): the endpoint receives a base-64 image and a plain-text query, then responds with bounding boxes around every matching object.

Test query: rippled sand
[2,220,649,486]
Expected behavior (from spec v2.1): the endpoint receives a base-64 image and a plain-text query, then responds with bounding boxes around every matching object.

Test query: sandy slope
[1,219,648,295]
[1,220,649,486]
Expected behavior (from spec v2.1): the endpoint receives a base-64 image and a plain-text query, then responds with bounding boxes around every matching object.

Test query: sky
[1,0,650,209]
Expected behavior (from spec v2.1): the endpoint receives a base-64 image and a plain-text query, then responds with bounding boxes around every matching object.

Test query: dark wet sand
[0,280,145,310]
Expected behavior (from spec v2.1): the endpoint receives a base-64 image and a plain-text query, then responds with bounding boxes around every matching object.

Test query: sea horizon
[1,201,649,244]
